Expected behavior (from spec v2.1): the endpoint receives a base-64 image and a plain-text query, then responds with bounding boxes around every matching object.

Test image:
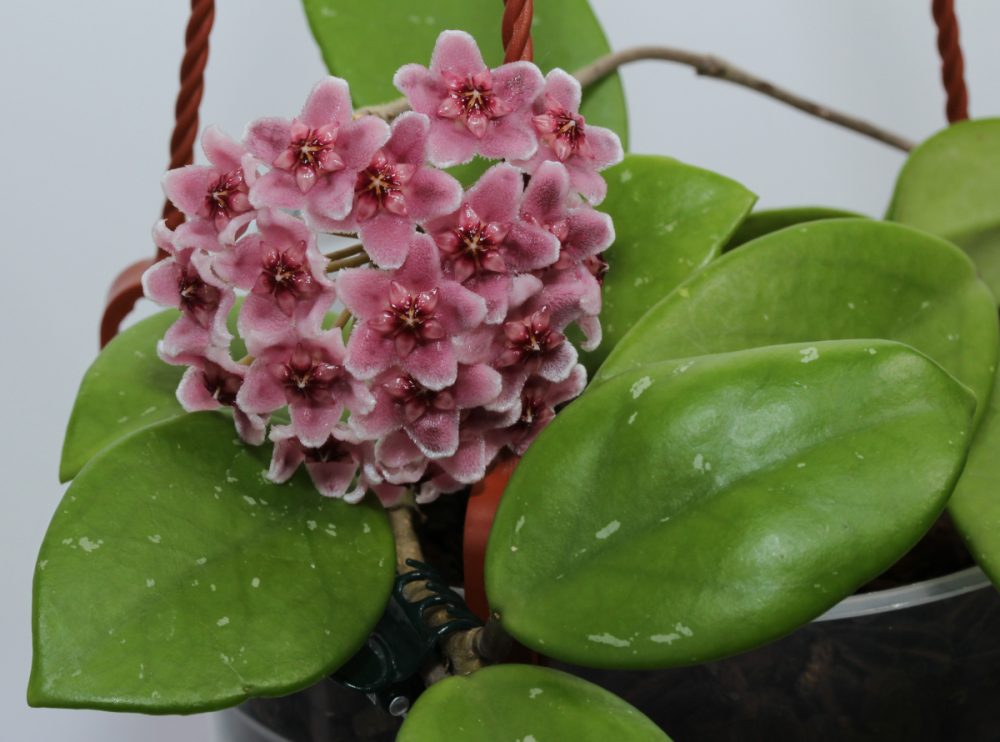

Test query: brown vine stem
[387,507,503,681]
[359,44,914,152]
[324,243,366,261]
[326,253,370,272]
[334,308,352,329]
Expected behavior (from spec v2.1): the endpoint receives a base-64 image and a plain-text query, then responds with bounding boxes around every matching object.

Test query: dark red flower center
[177,266,221,328]
[279,344,341,404]
[303,436,354,465]
[253,243,319,315]
[439,71,512,138]
[205,169,250,221]
[354,153,414,220]
[201,362,241,406]
[371,283,446,357]
[385,373,455,423]
[534,103,589,161]
[498,307,564,369]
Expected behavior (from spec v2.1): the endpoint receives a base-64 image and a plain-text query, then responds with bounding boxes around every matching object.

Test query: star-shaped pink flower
[162,126,258,244]
[315,112,462,269]
[337,234,487,390]
[213,209,335,352]
[425,163,560,324]
[246,78,390,224]
[394,30,544,167]
[512,69,623,204]
[142,221,235,359]
[174,351,267,445]
[267,424,372,502]
[238,331,375,448]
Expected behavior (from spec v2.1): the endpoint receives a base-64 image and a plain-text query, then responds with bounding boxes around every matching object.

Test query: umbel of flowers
[143,30,622,505]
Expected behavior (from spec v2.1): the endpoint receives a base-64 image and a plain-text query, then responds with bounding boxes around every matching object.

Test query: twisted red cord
[100,0,215,347]
[501,0,534,63]
[932,0,969,123]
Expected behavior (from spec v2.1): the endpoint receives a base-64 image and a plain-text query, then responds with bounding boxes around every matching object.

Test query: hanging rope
[501,0,534,63]
[100,0,215,347]
[931,0,969,123]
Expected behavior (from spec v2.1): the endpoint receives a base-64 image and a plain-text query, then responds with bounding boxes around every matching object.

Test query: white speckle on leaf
[243,496,257,506]
[307,520,317,531]
[528,688,543,699]
[948,333,960,342]
[510,545,519,552]
[921,300,931,309]
[217,617,230,627]
[146,579,155,588]
[651,633,680,644]
[630,376,652,399]
[226,470,239,483]
[676,622,694,636]
[210,583,217,592]
[799,347,819,363]
[596,520,620,539]
[855,452,865,460]
[363,522,371,534]
[38,560,48,570]
[195,557,207,566]
[588,632,631,648]
[796,462,806,469]
[139,663,145,680]
[693,453,711,473]
[627,411,638,425]
[678,287,690,298]
[140,406,157,416]
[148,534,161,544]
[867,347,878,355]
[515,515,526,534]
[117,416,129,424]
[619,169,632,183]
[251,577,260,588]
[78,537,101,553]
[674,360,695,375]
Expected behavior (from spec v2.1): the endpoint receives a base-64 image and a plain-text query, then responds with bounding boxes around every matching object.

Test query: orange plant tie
[100,0,215,347]
[931,0,969,123]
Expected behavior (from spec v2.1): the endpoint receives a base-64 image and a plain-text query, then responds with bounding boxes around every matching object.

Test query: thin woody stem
[360,44,914,152]
[326,253,370,272]
[387,507,497,680]
[334,308,352,329]
[324,243,366,261]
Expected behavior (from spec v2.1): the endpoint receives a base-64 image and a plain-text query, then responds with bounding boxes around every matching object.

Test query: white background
[3,1,999,739]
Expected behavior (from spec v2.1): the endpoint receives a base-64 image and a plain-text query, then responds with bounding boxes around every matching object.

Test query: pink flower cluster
[143,31,621,505]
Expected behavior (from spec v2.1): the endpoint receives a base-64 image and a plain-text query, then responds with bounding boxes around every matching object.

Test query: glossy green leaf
[595,219,999,428]
[399,664,670,741]
[582,155,755,371]
[486,340,976,668]
[60,308,248,483]
[888,119,1000,299]
[302,0,628,148]
[725,206,863,251]
[950,362,1000,587]
[60,311,184,483]
[31,412,395,713]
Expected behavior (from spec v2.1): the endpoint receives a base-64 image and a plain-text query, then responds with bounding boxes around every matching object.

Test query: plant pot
[215,566,1000,742]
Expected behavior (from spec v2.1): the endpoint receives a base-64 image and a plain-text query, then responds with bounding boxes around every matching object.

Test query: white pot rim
[815,565,990,622]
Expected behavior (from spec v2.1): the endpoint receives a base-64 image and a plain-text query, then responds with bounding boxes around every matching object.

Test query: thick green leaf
[582,155,755,371]
[725,206,863,251]
[60,311,183,482]
[31,413,394,713]
[302,0,628,148]
[595,219,999,428]
[399,664,669,741]
[951,362,1000,586]
[888,119,1000,299]
[486,340,976,668]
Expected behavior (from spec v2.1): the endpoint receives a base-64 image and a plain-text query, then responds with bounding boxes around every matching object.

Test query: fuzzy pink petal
[568,162,609,205]
[467,163,523,223]
[538,342,578,383]
[521,160,571,223]
[161,317,211,359]
[406,408,460,459]
[405,167,463,223]
[245,117,294,164]
[510,273,544,309]
[237,361,288,414]
[549,363,588,406]
[395,234,444,291]
[386,111,430,163]
[377,429,424,469]
[577,314,603,352]
[403,342,457,391]
[566,207,615,259]
[201,125,245,171]
[141,259,182,308]
[475,118,538,162]
[541,68,582,112]
[505,221,561,272]
[429,30,487,78]
[490,367,529,413]
[346,326,395,380]
[249,170,305,210]
[176,367,222,411]
[425,123,479,169]
[437,436,487,484]
[162,166,215,218]
[393,64,444,117]
[351,387,403,439]
[585,125,625,170]
[174,219,225,252]
[305,459,359,499]
[304,170,356,222]
[290,403,344,449]
[491,61,545,112]
[465,274,512,325]
[454,364,502,408]
[301,78,354,128]
[436,282,488,333]
[337,115,391,170]
[336,268,391,319]
[357,214,416,269]
[267,425,306,483]
[370,481,407,507]
[234,408,267,446]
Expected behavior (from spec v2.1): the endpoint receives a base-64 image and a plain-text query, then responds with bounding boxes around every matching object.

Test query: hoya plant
[30,1,1000,740]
